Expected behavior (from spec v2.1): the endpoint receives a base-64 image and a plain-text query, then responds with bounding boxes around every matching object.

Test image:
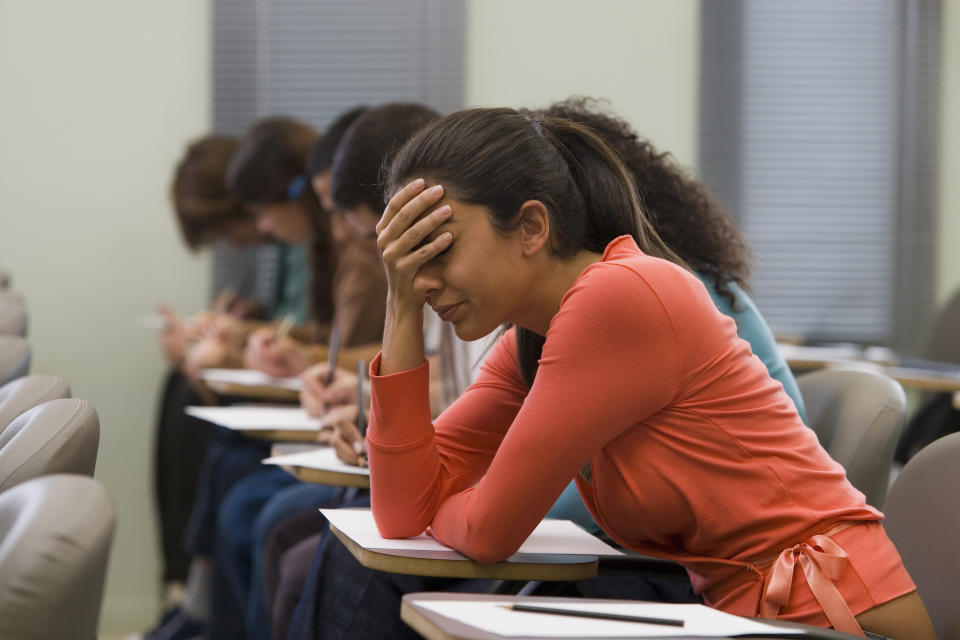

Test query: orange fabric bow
[759,534,864,636]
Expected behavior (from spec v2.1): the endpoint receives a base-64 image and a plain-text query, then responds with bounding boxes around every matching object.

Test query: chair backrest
[0,474,114,640]
[0,375,71,436]
[0,291,26,337]
[797,368,907,507]
[0,399,99,493]
[0,336,30,386]
[883,431,960,640]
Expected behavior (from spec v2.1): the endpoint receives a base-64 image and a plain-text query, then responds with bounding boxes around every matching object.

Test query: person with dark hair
[149,133,285,623]
[171,135,261,250]
[202,103,443,640]
[295,107,933,639]
[134,113,382,640]
[307,106,369,212]
[526,98,806,534]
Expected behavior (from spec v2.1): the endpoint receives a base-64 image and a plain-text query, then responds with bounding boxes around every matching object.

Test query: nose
[412,262,443,301]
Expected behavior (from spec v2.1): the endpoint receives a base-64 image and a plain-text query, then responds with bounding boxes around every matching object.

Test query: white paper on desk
[200,368,302,391]
[320,508,624,557]
[264,447,370,476]
[411,599,805,638]
[186,406,320,431]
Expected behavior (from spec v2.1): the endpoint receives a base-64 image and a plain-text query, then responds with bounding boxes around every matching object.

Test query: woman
[366,108,934,639]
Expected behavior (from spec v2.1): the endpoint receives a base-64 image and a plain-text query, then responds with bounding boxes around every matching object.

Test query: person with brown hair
[357,107,935,639]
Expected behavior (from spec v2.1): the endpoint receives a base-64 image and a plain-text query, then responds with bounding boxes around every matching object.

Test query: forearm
[379,299,426,376]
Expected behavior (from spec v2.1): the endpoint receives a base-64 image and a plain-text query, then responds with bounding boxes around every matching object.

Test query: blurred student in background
[208,103,442,640]
[153,134,275,605]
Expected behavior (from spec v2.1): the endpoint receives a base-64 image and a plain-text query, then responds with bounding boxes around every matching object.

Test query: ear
[516,200,550,257]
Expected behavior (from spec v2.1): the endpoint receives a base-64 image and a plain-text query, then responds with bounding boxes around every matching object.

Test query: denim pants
[210,467,345,640]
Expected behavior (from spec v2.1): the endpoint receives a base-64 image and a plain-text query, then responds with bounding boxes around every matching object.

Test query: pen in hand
[498,603,685,627]
[325,326,341,386]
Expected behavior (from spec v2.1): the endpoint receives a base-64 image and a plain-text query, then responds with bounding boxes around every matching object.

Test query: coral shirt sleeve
[368,264,681,561]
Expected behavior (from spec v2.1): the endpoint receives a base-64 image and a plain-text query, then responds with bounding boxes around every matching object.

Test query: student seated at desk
[135,115,376,640]
[151,133,303,606]
[358,108,934,639]
[204,103,442,640]
[282,102,821,640]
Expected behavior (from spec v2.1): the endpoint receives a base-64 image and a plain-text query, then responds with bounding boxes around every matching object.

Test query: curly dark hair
[538,97,751,305]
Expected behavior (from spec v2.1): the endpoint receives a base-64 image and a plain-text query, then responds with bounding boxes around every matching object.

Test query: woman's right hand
[318,404,367,466]
[376,179,452,310]
[300,363,358,415]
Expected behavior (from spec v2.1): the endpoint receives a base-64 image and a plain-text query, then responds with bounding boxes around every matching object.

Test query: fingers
[331,437,361,466]
[377,183,446,252]
[377,178,426,235]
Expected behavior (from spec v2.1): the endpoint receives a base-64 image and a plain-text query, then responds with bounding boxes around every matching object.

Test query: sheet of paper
[186,406,320,431]
[264,447,370,476]
[200,368,302,391]
[320,508,624,557]
[411,598,805,638]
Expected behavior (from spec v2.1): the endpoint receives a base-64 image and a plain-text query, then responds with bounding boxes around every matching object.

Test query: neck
[514,249,602,336]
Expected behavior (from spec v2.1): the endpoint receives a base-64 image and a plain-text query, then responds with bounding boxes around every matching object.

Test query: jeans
[210,467,345,640]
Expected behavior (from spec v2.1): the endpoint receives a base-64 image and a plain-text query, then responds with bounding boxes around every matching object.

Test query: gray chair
[0,291,26,337]
[883,431,960,640]
[0,336,30,386]
[797,368,907,508]
[0,375,71,436]
[0,474,114,640]
[0,399,99,492]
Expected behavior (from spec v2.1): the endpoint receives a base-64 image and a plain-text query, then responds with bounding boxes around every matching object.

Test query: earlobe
[518,200,550,256]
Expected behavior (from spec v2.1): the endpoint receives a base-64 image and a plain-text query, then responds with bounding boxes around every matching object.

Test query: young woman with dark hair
[360,108,934,639]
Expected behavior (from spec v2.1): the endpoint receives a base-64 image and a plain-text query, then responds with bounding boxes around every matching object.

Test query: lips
[435,302,462,322]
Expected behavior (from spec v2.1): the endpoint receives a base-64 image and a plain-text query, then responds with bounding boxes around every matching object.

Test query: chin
[452,319,496,343]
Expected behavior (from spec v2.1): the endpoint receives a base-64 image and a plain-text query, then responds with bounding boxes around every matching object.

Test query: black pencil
[500,603,685,627]
[356,358,367,437]
[326,326,341,385]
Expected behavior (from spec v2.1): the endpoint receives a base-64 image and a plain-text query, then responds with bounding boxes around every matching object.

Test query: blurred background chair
[0,375,71,437]
[0,291,26,337]
[0,336,30,386]
[883,431,960,640]
[0,399,99,492]
[797,368,906,507]
[0,474,115,640]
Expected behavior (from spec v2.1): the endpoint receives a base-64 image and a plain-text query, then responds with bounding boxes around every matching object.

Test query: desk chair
[0,375,71,436]
[0,474,114,640]
[883,431,960,640]
[0,399,99,492]
[0,336,30,386]
[797,369,906,507]
[0,291,26,337]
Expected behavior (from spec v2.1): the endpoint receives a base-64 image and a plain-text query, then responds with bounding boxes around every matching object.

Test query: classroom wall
[0,0,211,631]
[937,0,960,306]
[464,0,701,169]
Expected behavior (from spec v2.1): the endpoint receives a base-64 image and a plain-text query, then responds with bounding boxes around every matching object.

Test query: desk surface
[400,593,860,640]
[290,464,370,488]
[236,427,320,443]
[329,524,598,582]
[203,380,301,403]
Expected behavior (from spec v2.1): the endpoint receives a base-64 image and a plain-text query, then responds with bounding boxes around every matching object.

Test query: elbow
[457,537,519,565]
[372,508,429,540]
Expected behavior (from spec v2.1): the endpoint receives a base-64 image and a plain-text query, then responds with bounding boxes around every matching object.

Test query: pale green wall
[464,0,701,168]
[937,0,960,306]
[0,0,211,631]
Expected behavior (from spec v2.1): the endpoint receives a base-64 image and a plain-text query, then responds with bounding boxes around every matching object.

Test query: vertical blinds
[699,0,940,350]
[209,0,464,306]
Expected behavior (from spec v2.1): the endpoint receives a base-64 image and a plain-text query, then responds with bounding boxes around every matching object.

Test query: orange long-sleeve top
[366,236,881,602]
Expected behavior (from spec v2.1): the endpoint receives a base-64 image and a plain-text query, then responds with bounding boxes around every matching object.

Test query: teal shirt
[547,275,806,534]
[269,244,310,324]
